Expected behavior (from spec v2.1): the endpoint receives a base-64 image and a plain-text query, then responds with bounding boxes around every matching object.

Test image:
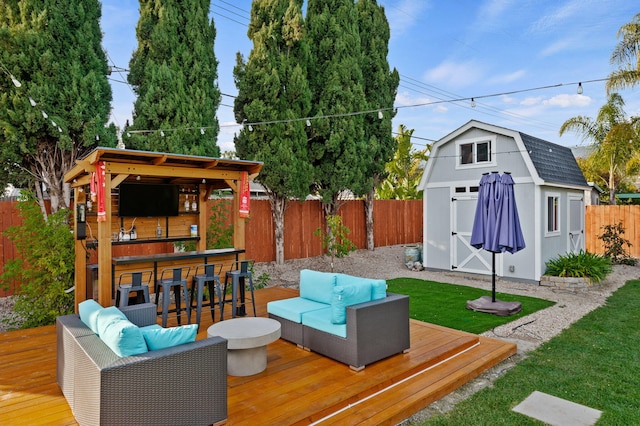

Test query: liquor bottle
[191,194,197,212]
[184,195,190,212]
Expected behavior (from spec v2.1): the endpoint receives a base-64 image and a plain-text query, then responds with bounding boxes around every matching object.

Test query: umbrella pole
[492,252,496,303]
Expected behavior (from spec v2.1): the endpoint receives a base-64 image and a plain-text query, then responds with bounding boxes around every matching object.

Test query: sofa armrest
[72,335,228,426]
[346,292,410,366]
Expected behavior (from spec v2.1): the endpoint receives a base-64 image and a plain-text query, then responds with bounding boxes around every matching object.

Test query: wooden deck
[0,287,516,425]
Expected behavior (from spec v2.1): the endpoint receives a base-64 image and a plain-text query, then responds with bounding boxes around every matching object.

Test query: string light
[10,75,21,87]
[378,110,383,119]
[41,111,48,119]
[29,97,37,107]
[306,119,311,127]
[160,130,165,137]
[577,82,583,95]
[200,127,205,134]
[471,98,476,108]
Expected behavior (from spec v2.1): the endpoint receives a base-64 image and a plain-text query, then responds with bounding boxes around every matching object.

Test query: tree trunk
[269,193,287,265]
[609,163,617,205]
[364,189,375,251]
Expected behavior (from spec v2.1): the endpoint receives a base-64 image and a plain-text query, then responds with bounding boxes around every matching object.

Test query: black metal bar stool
[221,260,256,319]
[115,271,152,307]
[189,263,223,328]
[155,266,191,327]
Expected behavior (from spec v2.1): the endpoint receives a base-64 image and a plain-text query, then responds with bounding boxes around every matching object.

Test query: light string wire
[0,59,64,133]
[123,78,605,137]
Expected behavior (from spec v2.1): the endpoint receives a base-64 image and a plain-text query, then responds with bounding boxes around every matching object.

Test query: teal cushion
[267,297,328,323]
[78,299,103,334]
[299,270,336,304]
[141,324,198,351]
[330,284,372,324]
[302,307,347,338]
[371,280,387,300]
[336,274,387,301]
[98,320,148,357]
[95,306,127,336]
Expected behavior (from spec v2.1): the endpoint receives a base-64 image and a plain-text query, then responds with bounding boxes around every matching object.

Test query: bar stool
[155,266,191,327]
[221,260,256,319]
[115,271,152,307]
[190,263,223,328]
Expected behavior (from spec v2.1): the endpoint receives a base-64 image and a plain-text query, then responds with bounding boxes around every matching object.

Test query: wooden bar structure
[63,147,262,310]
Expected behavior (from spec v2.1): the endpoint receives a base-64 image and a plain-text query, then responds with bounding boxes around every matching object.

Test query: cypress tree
[0,0,114,212]
[127,0,220,156]
[234,0,313,264]
[357,0,399,249]
[306,0,368,217]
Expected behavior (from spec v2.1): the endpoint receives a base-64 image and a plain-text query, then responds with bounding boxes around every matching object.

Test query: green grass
[387,278,555,334]
[420,279,640,425]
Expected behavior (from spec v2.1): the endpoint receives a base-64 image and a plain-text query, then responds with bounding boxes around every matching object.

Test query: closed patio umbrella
[468,171,525,315]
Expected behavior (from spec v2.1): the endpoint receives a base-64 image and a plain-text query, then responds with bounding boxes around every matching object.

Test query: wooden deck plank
[0,287,516,425]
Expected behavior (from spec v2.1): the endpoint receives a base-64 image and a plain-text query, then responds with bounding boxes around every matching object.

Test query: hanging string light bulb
[306,119,311,127]
[471,98,476,108]
[200,128,205,135]
[577,82,583,94]
[10,75,21,87]
[378,110,383,119]
[29,97,37,107]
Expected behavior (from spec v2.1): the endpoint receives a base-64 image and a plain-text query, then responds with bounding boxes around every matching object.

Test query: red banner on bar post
[239,171,250,218]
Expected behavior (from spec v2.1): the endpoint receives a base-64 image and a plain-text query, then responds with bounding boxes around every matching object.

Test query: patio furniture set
[56,268,410,425]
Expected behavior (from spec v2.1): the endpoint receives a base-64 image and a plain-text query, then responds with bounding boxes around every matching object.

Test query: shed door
[451,195,493,275]
[568,195,584,253]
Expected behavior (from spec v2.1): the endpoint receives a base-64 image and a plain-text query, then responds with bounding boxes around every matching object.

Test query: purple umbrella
[470,172,525,304]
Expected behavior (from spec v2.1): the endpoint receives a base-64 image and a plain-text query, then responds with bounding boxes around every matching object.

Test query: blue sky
[101,0,639,153]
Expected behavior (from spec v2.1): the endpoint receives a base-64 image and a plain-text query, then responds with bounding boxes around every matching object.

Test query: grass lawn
[420,279,640,425]
[387,277,555,334]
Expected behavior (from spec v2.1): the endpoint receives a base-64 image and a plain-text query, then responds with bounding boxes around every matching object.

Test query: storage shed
[418,120,589,283]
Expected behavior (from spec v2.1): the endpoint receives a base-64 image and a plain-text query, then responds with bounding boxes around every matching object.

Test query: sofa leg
[297,344,311,352]
[349,365,365,372]
[213,419,227,426]
[403,349,411,354]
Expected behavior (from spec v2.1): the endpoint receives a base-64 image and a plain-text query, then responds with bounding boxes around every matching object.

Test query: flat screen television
[118,183,179,217]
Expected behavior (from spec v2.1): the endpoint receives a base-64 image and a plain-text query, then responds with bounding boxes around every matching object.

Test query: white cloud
[395,91,431,107]
[385,0,431,37]
[423,60,485,88]
[520,96,543,106]
[528,0,585,34]
[488,69,526,85]
[500,95,517,104]
[435,105,448,113]
[539,37,577,57]
[543,94,592,108]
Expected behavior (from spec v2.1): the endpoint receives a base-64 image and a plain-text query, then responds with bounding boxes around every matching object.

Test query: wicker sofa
[56,302,228,426]
[267,270,410,370]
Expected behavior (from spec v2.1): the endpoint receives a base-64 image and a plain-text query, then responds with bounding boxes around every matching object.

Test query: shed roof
[519,132,588,187]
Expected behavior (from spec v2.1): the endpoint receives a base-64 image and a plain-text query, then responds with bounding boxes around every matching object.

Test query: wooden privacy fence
[0,198,423,297]
[585,205,640,258]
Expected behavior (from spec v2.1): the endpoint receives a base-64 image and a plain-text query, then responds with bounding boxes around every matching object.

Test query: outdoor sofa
[267,269,410,370]
[56,302,228,426]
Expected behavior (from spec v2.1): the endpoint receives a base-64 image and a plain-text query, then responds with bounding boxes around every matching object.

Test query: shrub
[598,221,637,265]
[0,192,75,329]
[544,250,612,283]
[314,214,356,272]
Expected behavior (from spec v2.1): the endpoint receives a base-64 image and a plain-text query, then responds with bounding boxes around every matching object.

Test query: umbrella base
[466,296,522,316]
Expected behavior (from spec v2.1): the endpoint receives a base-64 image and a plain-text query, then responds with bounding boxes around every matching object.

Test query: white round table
[207,317,281,376]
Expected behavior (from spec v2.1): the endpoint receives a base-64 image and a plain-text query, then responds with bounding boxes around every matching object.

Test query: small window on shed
[455,187,466,193]
[456,137,496,169]
[546,194,560,234]
[470,186,479,192]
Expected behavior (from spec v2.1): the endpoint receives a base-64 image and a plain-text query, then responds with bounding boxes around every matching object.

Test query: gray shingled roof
[519,132,588,187]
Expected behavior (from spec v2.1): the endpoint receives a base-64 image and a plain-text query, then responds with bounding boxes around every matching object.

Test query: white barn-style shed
[418,120,590,283]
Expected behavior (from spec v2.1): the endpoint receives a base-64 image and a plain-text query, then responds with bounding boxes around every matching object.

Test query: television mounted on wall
[118,183,179,217]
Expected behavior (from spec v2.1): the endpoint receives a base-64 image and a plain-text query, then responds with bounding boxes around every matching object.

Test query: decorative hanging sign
[95,161,107,222]
[239,171,250,218]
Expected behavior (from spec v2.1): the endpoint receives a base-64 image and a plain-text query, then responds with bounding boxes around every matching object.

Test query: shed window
[458,139,493,166]
[546,195,559,234]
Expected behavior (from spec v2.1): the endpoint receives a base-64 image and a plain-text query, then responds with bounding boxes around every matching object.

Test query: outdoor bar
[63,147,262,310]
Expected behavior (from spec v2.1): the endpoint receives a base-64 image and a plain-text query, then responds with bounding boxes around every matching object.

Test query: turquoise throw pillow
[331,284,372,324]
[98,319,148,357]
[141,324,198,351]
[299,269,337,304]
[95,306,127,337]
[371,280,387,300]
[78,299,103,334]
